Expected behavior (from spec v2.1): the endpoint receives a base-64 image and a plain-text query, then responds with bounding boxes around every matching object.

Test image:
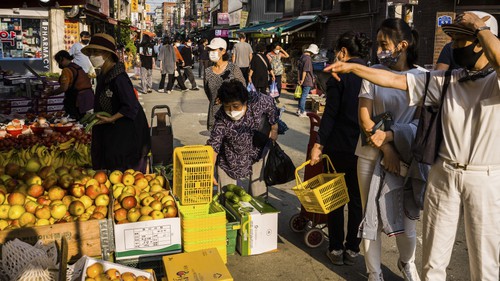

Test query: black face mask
[81,40,90,45]
[452,40,483,70]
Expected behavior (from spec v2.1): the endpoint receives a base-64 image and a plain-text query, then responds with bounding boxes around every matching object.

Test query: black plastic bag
[264,142,295,186]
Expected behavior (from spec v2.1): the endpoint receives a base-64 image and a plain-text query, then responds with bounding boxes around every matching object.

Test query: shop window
[310,0,334,10]
[0,18,42,59]
[266,0,284,13]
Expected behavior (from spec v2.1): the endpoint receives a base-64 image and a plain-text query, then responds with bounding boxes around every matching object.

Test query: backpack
[270,53,284,75]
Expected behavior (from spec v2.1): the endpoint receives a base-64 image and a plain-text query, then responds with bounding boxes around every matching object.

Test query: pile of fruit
[85,261,149,281]
[110,169,176,224]
[0,159,111,230]
[0,129,91,168]
[223,184,253,204]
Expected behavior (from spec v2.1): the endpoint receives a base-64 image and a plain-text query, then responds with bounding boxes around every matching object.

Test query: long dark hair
[378,18,419,67]
[335,31,372,61]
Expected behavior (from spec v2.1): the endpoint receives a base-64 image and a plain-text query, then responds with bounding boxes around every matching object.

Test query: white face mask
[187,42,192,47]
[274,50,280,54]
[209,51,220,62]
[89,55,105,68]
[175,43,180,47]
[225,110,245,121]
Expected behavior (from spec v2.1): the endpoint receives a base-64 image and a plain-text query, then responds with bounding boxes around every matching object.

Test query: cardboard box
[163,248,233,281]
[79,257,153,281]
[114,217,182,260]
[226,200,279,256]
[0,219,107,262]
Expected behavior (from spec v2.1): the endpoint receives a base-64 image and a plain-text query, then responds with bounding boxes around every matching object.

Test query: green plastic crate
[225,206,240,255]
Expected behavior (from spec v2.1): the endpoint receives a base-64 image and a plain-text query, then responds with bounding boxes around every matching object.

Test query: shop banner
[229,10,241,26]
[240,11,248,29]
[131,0,138,13]
[41,19,50,71]
[215,29,228,38]
[217,13,229,25]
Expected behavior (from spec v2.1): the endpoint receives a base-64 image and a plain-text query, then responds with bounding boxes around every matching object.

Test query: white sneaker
[158,89,165,93]
[298,112,308,118]
[398,260,420,281]
[166,90,172,95]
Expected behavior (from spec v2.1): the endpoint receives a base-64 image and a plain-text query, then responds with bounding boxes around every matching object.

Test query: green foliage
[154,24,163,38]
[115,18,135,56]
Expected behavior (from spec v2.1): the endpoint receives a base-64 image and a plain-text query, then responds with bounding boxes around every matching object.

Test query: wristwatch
[474,26,491,37]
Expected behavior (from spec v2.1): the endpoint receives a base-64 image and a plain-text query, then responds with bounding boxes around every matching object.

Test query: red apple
[70,183,86,198]
[85,184,102,200]
[121,196,137,210]
[114,208,128,222]
[27,184,44,198]
[93,171,108,184]
[37,195,51,206]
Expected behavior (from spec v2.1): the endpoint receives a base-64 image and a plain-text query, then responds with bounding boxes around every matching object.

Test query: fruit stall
[0,141,281,280]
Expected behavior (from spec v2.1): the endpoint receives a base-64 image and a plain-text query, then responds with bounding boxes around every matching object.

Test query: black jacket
[180,46,194,67]
[317,58,366,154]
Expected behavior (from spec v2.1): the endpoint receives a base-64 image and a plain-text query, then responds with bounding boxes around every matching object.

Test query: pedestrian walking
[296,44,318,117]
[204,37,246,131]
[157,37,177,94]
[139,34,155,93]
[326,11,500,281]
[266,42,289,103]
[232,33,253,83]
[198,38,210,78]
[309,31,372,267]
[172,37,189,92]
[207,79,278,197]
[180,38,199,90]
[249,43,274,94]
[82,33,150,173]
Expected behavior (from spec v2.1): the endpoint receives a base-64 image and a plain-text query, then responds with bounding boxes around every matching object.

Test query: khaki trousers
[423,158,500,281]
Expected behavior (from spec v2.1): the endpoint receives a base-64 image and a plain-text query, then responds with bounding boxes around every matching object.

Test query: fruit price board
[125,224,173,248]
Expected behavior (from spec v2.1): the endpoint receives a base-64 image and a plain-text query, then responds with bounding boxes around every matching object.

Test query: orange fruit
[86,262,104,278]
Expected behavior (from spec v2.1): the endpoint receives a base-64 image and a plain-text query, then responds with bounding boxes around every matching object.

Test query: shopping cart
[288,112,349,248]
[149,105,174,173]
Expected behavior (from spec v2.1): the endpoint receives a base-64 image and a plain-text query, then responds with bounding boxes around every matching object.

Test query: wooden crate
[0,219,111,262]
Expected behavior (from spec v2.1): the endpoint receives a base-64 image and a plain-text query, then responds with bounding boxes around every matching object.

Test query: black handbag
[412,71,451,164]
[263,142,295,186]
[252,114,271,149]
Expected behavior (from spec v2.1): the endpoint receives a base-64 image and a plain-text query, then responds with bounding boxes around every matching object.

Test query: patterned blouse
[203,62,246,130]
[207,91,277,179]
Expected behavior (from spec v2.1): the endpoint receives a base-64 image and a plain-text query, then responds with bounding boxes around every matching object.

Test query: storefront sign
[240,11,248,28]
[131,0,138,13]
[437,15,452,27]
[229,10,241,26]
[215,29,228,37]
[0,31,16,46]
[41,19,50,71]
[217,13,229,25]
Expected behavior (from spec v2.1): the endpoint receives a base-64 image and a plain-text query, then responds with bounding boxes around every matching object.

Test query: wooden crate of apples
[110,169,176,224]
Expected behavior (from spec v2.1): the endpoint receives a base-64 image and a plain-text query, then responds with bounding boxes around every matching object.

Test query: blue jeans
[299,86,311,113]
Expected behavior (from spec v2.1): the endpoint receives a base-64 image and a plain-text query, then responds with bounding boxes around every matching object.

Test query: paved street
[132,65,470,281]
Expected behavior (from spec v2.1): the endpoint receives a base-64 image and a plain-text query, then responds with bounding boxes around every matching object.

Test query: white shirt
[407,69,500,165]
[69,42,92,74]
[355,65,426,160]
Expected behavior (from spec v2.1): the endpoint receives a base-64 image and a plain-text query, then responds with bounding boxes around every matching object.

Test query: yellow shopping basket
[292,155,349,214]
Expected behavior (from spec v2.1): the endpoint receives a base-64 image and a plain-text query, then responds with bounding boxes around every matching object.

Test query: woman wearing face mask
[203,37,246,131]
[50,50,94,120]
[82,34,151,173]
[355,18,425,281]
[266,42,289,103]
[207,79,278,197]
[309,31,372,267]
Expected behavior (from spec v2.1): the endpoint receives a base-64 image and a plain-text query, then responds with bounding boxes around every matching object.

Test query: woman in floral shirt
[207,79,278,197]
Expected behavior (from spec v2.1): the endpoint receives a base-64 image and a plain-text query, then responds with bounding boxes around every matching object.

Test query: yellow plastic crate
[292,155,350,214]
[173,145,214,205]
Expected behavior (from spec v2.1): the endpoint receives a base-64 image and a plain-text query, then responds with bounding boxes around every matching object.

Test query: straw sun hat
[81,33,118,60]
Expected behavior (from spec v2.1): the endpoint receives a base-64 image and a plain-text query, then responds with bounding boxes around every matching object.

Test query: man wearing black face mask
[69,31,94,77]
[324,11,500,281]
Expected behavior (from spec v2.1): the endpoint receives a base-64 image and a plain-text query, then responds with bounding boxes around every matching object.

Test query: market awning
[272,15,325,36]
[238,20,290,34]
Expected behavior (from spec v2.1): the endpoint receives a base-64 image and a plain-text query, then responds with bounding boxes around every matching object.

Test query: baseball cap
[442,11,498,37]
[207,37,227,50]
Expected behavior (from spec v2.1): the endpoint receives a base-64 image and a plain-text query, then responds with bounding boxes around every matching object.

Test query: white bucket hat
[304,44,319,55]
[442,11,498,37]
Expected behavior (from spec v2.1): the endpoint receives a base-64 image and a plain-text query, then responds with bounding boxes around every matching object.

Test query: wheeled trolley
[149,105,174,172]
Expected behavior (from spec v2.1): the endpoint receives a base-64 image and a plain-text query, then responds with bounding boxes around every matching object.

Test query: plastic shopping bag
[247,82,256,93]
[264,142,295,186]
[269,82,279,98]
[294,86,302,99]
